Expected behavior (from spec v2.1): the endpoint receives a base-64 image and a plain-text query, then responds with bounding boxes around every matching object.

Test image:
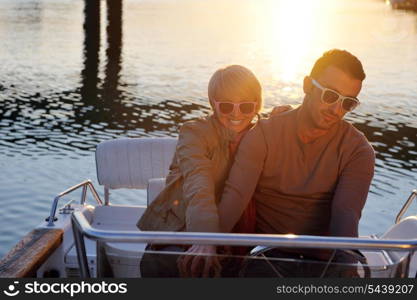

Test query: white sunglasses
[311,79,360,112]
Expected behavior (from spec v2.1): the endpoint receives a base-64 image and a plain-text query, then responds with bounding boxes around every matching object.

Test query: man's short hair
[310,49,366,81]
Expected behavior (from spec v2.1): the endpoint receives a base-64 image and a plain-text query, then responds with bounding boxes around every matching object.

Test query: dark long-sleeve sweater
[218,107,375,239]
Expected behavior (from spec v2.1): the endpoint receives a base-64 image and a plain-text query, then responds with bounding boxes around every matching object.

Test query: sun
[267,0,317,82]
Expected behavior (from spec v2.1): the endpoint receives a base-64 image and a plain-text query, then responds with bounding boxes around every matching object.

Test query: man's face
[306,65,362,129]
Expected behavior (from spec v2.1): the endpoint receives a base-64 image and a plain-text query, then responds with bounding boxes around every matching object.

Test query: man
[217,49,375,276]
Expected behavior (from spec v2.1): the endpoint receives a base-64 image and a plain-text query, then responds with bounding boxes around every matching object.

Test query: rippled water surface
[1,0,417,257]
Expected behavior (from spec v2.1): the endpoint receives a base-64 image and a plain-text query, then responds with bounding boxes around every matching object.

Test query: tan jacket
[137,115,237,232]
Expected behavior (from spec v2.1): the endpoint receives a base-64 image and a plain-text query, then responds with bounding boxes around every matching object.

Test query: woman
[137,65,288,277]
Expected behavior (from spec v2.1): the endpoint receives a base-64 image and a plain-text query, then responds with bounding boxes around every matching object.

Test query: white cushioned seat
[380,216,417,277]
[147,178,166,205]
[362,216,417,277]
[96,137,177,190]
[93,138,177,277]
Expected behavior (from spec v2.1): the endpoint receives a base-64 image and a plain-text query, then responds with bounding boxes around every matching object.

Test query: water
[1,0,417,257]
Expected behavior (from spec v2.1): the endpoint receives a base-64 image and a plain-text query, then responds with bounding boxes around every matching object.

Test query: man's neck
[296,104,331,144]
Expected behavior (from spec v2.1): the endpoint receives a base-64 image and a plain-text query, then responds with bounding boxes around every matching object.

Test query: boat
[0,137,416,278]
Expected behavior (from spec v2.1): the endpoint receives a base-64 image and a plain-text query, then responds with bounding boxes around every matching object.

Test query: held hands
[177,245,221,277]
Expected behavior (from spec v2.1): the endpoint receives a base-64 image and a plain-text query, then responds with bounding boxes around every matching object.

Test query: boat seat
[93,138,177,277]
[357,216,417,278]
[380,216,417,240]
[379,216,417,277]
[90,205,148,277]
[96,137,177,192]
[97,181,168,277]
[147,177,166,205]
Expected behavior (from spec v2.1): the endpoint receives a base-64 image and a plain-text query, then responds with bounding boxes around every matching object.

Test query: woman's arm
[175,120,223,276]
[176,120,221,232]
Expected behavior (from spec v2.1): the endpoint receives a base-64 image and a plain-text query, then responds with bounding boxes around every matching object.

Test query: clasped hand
[176,245,222,277]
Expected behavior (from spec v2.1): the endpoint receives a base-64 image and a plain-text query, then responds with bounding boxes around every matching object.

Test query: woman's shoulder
[178,115,220,146]
[180,114,226,139]
[181,115,213,131]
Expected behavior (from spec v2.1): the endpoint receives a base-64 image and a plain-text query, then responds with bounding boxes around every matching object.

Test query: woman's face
[213,95,258,133]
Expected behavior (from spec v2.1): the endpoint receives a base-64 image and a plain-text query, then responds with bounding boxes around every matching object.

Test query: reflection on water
[0,0,417,255]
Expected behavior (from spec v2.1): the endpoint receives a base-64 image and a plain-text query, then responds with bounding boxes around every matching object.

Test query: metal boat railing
[47,180,103,227]
[71,211,417,278]
[396,190,417,224]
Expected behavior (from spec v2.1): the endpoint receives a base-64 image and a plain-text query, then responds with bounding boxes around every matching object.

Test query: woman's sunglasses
[213,99,257,115]
[311,79,360,112]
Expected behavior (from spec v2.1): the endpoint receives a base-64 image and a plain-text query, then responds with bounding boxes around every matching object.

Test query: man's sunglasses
[213,99,257,115]
[311,79,360,112]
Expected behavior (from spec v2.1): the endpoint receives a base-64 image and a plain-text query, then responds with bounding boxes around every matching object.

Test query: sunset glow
[267,0,316,82]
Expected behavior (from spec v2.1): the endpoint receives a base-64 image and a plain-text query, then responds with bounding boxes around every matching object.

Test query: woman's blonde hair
[208,65,263,113]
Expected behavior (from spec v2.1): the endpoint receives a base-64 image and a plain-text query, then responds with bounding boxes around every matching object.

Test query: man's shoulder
[250,109,296,142]
[339,120,374,153]
[339,120,367,140]
[259,108,296,128]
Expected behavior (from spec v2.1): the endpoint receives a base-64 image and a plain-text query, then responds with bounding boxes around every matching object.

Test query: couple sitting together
[137,49,375,277]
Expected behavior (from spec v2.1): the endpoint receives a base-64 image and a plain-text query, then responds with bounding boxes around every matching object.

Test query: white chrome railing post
[396,190,417,224]
[47,180,103,227]
[71,214,91,278]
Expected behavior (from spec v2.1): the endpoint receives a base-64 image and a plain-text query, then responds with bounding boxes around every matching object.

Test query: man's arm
[330,142,375,237]
[218,124,267,233]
